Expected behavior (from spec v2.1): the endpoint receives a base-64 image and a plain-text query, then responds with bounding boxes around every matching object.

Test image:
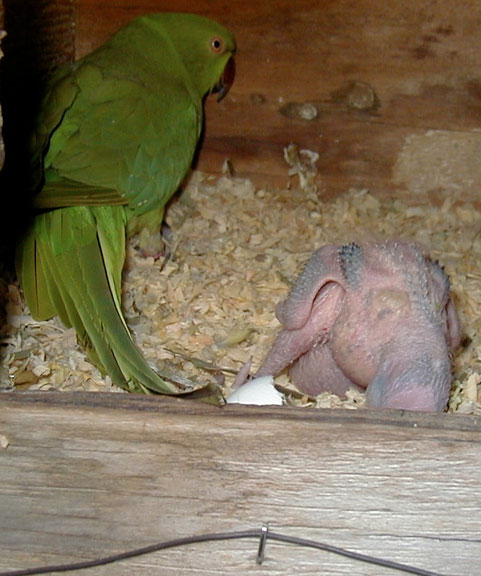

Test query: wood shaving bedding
[1,168,480,414]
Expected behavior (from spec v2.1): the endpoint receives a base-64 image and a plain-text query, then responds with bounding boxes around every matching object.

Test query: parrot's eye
[210,36,225,54]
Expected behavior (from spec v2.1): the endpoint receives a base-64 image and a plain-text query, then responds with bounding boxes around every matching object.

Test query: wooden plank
[0,0,75,252]
[0,1,4,173]
[0,392,480,575]
[73,0,481,200]
[2,0,74,78]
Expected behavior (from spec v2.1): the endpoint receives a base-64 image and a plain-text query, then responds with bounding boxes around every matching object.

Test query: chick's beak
[213,57,235,102]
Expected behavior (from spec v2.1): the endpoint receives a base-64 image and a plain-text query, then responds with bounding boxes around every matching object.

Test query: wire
[0,526,453,576]
[267,530,447,576]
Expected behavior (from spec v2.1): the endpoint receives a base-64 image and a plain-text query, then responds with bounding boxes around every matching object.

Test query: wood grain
[0,1,4,173]
[0,0,75,252]
[73,0,481,200]
[0,392,480,575]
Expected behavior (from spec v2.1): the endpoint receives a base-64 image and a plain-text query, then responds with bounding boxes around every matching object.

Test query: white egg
[226,375,284,406]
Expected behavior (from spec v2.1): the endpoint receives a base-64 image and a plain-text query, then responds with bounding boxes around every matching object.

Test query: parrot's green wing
[34,56,201,217]
[32,179,127,209]
[18,60,201,393]
[17,205,191,393]
[16,13,235,395]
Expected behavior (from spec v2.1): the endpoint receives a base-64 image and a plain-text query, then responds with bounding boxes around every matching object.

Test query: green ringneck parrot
[15,13,236,394]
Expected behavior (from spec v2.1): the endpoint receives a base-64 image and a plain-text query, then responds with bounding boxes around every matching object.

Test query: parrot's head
[149,13,236,101]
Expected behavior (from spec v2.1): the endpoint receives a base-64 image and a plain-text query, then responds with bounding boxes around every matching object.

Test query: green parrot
[15,13,236,394]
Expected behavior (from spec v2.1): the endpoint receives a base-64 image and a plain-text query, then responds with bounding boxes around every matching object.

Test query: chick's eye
[210,36,225,54]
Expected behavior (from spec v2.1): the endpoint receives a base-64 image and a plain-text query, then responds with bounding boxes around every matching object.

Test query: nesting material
[2,169,481,414]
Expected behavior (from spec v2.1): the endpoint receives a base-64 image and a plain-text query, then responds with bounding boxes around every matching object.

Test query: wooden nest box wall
[3,0,481,199]
[88,1,481,200]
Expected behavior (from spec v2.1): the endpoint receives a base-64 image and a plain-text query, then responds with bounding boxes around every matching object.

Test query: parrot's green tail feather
[16,206,185,395]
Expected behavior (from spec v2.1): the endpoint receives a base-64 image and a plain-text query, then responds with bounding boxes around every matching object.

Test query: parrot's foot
[133,226,167,260]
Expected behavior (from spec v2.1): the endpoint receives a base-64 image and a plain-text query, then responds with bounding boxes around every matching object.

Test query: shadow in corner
[0,0,75,385]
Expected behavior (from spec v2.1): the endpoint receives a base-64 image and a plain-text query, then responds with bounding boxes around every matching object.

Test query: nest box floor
[2,167,481,414]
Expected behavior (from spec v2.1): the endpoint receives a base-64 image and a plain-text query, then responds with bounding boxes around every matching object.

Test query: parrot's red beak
[214,57,235,102]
